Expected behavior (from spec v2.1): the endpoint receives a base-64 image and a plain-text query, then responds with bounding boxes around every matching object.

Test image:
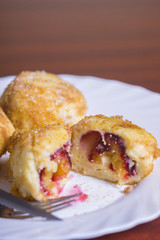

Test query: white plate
[0,74,160,240]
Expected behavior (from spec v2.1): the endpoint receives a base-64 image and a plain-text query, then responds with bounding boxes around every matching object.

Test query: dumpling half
[8,124,71,201]
[71,115,160,185]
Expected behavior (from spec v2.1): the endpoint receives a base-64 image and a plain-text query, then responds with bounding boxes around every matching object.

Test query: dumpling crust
[0,107,15,157]
[0,71,87,130]
[71,115,160,185]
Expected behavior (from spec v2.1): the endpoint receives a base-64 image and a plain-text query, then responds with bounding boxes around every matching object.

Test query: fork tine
[46,202,72,212]
[33,193,82,207]
[42,199,75,211]
[30,193,82,214]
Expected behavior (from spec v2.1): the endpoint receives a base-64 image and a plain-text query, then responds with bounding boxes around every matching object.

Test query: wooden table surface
[0,0,160,239]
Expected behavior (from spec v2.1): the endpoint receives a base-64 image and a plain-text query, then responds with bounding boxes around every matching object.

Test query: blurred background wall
[0,0,160,91]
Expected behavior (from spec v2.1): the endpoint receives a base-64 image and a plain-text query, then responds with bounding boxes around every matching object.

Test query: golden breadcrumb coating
[8,123,71,201]
[71,115,160,185]
[0,107,15,157]
[0,71,87,131]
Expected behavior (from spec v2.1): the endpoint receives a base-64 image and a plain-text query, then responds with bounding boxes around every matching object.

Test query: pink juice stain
[69,184,88,202]
[56,181,63,195]
[69,174,74,180]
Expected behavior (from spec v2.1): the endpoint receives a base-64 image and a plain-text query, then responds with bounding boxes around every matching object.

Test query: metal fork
[0,193,82,219]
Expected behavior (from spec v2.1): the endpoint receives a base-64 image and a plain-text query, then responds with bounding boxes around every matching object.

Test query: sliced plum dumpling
[8,124,71,201]
[71,115,160,185]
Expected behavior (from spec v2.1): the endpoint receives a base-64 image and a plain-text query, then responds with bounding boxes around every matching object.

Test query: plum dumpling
[8,123,71,201]
[71,115,160,185]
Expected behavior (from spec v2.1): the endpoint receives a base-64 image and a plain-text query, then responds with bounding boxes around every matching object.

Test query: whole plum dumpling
[0,71,87,131]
